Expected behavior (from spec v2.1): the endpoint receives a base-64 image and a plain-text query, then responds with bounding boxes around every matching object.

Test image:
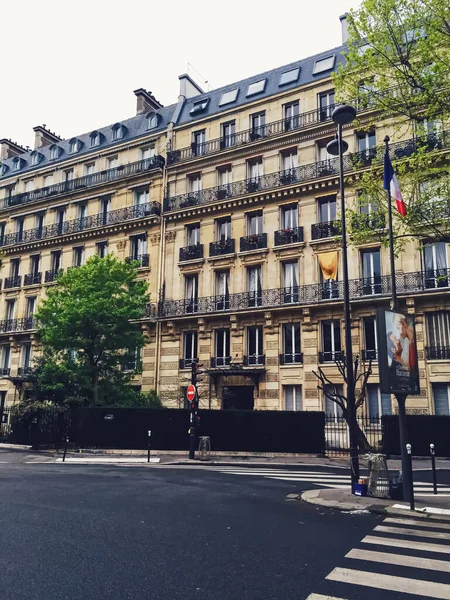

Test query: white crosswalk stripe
[308,514,450,598]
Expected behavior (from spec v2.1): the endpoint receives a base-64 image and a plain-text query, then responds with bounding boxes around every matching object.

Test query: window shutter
[381,393,392,416]
[433,383,450,416]
[367,384,379,419]
[285,386,294,411]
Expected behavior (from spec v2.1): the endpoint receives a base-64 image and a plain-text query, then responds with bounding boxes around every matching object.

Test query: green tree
[35,254,150,406]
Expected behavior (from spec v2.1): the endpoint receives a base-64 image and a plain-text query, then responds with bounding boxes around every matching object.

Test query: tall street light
[326,104,359,490]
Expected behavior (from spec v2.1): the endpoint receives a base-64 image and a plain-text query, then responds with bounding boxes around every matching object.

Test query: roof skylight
[246,79,266,97]
[279,68,300,86]
[190,98,210,116]
[219,89,239,106]
[312,56,336,75]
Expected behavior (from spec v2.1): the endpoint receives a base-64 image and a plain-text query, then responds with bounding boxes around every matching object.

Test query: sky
[1,0,359,150]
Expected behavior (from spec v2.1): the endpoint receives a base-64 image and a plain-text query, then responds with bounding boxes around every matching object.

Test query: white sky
[1,0,359,150]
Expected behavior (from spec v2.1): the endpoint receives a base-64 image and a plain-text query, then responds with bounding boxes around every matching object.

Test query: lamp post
[326,104,359,490]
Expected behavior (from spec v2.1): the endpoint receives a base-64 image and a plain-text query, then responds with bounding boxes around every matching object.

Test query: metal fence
[325,414,384,457]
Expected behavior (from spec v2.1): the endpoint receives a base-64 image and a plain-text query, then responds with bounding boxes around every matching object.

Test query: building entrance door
[222,386,254,410]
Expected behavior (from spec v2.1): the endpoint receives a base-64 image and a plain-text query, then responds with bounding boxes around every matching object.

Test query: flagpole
[384,136,398,311]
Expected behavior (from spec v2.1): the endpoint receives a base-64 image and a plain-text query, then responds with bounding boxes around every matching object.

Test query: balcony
[209,238,235,257]
[426,346,450,360]
[319,351,345,363]
[274,227,304,246]
[423,269,450,289]
[0,368,10,377]
[351,212,386,230]
[0,317,35,333]
[280,352,304,365]
[321,281,341,300]
[125,254,149,268]
[311,221,341,240]
[362,349,378,361]
[243,354,265,366]
[0,202,161,249]
[179,358,198,370]
[0,156,165,211]
[17,367,34,377]
[210,356,231,368]
[240,233,267,252]
[24,272,42,286]
[45,269,63,283]
[4,276,21,289]
[179,244,204,262]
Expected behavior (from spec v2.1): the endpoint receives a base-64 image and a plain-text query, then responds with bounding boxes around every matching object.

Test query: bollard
[430,443,438,495]
[406,443,415,511]
[62,436,69,462]
[147,430,151,463]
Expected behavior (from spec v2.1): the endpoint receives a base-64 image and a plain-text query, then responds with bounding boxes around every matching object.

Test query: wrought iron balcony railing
[240,233,267,252]
[179,244,204,262]
[311,220,341,240]
[17,367,34,376]
[0,202,160,249]
[0,156,165,211]
[210,356,231,368]
[274,227,304,246]
[280,352,304,365]
[164,131,450,213]
[166,106,337,165]
[24,272,42,286]
[319,351,345,363]
[243,354,266,366]
[125,254,149,268]
[45,269,63,283]
[426,346,450,360]
[0,317,35,333]
[362,349,378,361]
[179,358,198,370]
[209,238,235,257]
[0,368,10,376]
[4,276,21,289]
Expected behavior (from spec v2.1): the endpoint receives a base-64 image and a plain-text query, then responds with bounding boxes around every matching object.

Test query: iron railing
[280,352,304,365]
[179,244,204,262]
[325,414,384,457]
[179,358,198,370]
[45,269,63,283]
[426,346,450,360]
[125,254,149,268]
[164,131,450,213]
[17,367,34,376]
[0,317,35,333]
[243,354,266,366]
[209,238,235,256]
[274,227,304,246]
[319,351,345,363]
[362,349,378,361]
[210,356,231,368]
[311,220,341,240]
[0,202,160,249]
[24,273,42,286]
[0,368,10,376]
[240,233,267,252]
[4,276,21,289]
[0,156,165,211]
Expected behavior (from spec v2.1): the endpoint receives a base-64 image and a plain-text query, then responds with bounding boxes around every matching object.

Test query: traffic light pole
[188,362,202,460]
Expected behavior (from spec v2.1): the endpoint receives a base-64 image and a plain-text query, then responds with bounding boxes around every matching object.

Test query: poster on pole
[376,308,420,395]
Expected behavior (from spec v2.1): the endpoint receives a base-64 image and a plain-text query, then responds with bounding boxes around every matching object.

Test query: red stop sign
[186,384,196,401]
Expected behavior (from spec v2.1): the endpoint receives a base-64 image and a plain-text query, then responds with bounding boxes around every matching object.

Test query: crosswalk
[213,466,450,497]
[304,514,450,599]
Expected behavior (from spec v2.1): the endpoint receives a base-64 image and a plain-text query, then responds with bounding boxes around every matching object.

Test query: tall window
[222,121,236,147]
[281,150,298,174]
[361,249,381,294]
[130,234,147,259]
[217,166,232,193]
[250,112,266,138]
[283,261,298,303]
[26,297,36,317]
[247,159,263,186]
[65,169,74,182]
[135,188,149,206]
[319,90,335,120]
[56,208,65,235]
[30,255,40,276]
[321,320,342,362]
[108,156,119,169]
[215,329,230,366]
[285,385,302,410]
[247,265,262,307]
[426,312,450,358]
[424,242,448,288]
[284,101,300,130]
[357,131,376,153]
[186,223,200,246]
[101,197,111,225]
[215,271,230,310]
[73,246,84,267]
[50,250,61,273]
[432,383,450,415]
[43,175,53,187]
[25,180,34,193]
[141,146,155,160]
[78,203,87,229]
[90,132,100,147]
[247,326,264,365]
[324,384,343,420]
[85,163,95,176]
[216,217,231,241]
[192,130,206,156]
[363,317,377,359]
[183,332,198,367]
[281,204,298,230]
[35,213,44,238]
[10,258,20,278]
[367,384,391,421]
[97,241,108,258]
[247,210,263,234]
[21,343,32,369]
[1,345,11,372]
[188,174,202,194]
[282,323,301,364]
[318,196,336,223]
[5,300,15,321]
[16,218,24,242]
[184,274,198,314]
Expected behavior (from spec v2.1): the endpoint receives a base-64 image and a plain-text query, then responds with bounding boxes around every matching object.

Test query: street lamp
[326,104,359,491]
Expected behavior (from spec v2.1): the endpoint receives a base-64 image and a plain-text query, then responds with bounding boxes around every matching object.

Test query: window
[43,175,53,187]
[1,345,11,371]
[216,217,231,241]
[69,139,80,154]
[188,174,202,194]
[221,121,236,148]
[214,329,230,366]
[250,112,265,138]
[21,343,32,369]
[219,89,238,106]
[107,156,119,169]
[130,234,147,259]
[5,300,15,321]
[281,150,298,174]
[321,320,342,362]
[85,163,95,176]
[97,241,108,258]
[30,152,41,166]
[284,101,300,130]
[183,332,198,366]
[30,254,40,276]
[135,187,149,206]
[184,274,198,313]
[324,384,344,420]
[78,203,87,229]
[50,250,61,273]
[367,384,391,421]
[186,223,200,246]
[283,262,298,303]
[56,208,66,234]
[217,165,232,192]
[90,132,100,147]
[313,55,335,75]
[147,113,159,129]
[10,258,20,278]
[247,265,262,307]
[192,130,206,156]
[359,194,377,215]
[285,385,302,410]
[215,271,230,310]
[26,297,36,318]
[25,180,34,193]
[141,146,155,160]
[319,91,335,121]
[0,222,5,244]
[432,383,450,416]
[426,312,450,358]
[247,210,263,234]
[279,68,300,86]
[282,323,301,364]
[0,163,8,176]
[247,326,264,364]
[320,253,339,299]
[363,317,378,359]
[190,99,210,115]
[73,246,84,267]
[13,158,21,171]
[16,218,24,242]
[318,196,336,223]
[361,249,381,295]
[101,197,111,224]
[112,125,124,140]
[417,118,443,140]
[49,146,60,160]
[358,80,375,109]
[247,79,266,97]
[281,204,298,230]
[65,169,74,182]
[247,159,263,186]
[424,243,448,289]
[357,131,376,156]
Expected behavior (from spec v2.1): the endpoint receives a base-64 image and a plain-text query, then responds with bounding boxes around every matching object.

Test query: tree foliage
[35,254,150,406]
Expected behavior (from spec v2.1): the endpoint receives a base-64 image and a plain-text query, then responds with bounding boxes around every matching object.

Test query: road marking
[326,567,450,599]
[363,535,450,554]
[346,548,450,572]
[384,517,450,531]
[55,457,161,463]
[306,595,348,600]
[374,524,450,540]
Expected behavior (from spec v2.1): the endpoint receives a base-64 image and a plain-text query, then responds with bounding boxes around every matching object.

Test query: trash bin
[389,471,404,500]
[365,453,390,498]
[198,436,211,461]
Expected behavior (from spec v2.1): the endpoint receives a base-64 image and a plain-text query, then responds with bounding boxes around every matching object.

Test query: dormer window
[69,138,81,154]
[30,151,42,166]
[189,98,210,116]
[90,131,101,147]
[12,157,22,172]
[49,145,61,160]
[0,163,8,176]
[147,113,159,129]
[112,124,126,140]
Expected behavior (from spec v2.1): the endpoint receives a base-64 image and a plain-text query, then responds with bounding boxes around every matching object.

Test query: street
[1,451,450,600]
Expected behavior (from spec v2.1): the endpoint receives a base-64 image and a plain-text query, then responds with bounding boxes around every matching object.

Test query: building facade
[1,18,449,418]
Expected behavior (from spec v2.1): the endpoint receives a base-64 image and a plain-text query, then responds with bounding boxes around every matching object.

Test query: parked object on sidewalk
[354,478,368,497]
[198,436,211,461]
[430,443,438,495]
[365,453,390,498]
[389,471,404,500]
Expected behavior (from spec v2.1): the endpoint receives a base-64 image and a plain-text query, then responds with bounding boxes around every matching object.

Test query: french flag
[384,148,407,217]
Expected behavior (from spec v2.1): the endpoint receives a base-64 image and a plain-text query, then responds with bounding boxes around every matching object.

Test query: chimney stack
[133,88,164,115]
[0,139,26,160]
[33,125,62,149]
[340,13,350,44]
[178,74,204,100]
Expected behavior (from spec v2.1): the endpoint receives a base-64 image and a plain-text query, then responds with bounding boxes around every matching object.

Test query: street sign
[186,384,196,402]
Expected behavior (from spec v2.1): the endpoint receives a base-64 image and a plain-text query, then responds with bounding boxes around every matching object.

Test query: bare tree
[313,356,373,452]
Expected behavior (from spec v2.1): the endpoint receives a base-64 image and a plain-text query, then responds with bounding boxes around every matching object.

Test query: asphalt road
[1,455,449,600]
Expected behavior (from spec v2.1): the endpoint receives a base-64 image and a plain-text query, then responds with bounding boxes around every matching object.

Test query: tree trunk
[355,421,371,453]
[92,370,99,406]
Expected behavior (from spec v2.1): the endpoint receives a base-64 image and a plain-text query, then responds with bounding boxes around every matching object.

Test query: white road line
[326,567,450,599]
[215,470,348,476]
[384,518,450,531]
[306,594,348,600]
[374,524,450,540]
[346,548,450,572]
[55,457,161,463]
[363,535,450,554]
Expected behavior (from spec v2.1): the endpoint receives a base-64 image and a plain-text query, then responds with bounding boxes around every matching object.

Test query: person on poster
[386,312,419,393]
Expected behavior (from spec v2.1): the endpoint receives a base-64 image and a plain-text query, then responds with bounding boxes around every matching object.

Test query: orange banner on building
[317,251,338,281]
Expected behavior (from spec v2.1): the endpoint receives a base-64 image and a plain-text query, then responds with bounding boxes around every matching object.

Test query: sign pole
[187,379,197,460]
